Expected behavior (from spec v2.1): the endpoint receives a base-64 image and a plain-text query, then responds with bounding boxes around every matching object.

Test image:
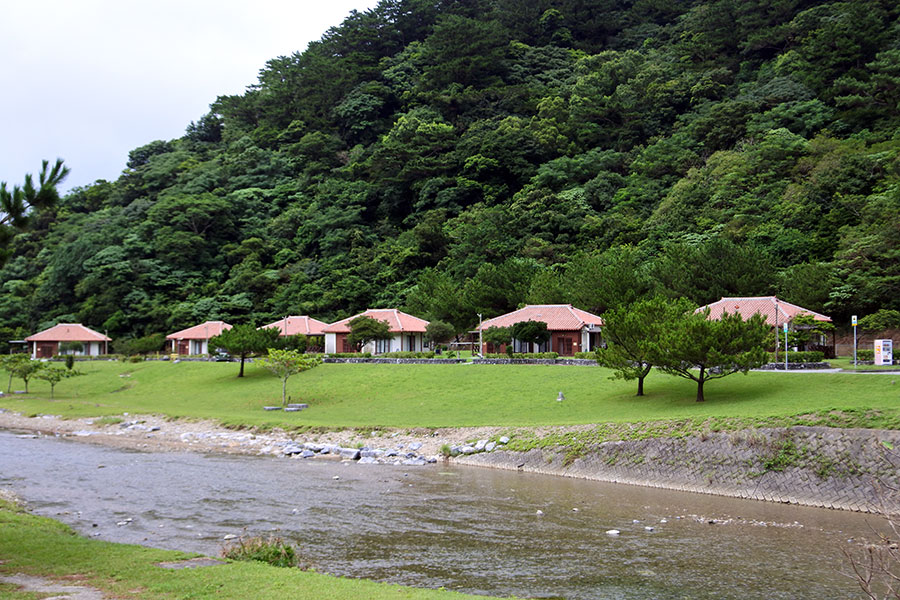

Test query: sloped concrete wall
[454,426,900,513]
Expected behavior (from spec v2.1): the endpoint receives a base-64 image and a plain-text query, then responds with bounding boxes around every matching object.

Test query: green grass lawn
[2,360,899,429]
[0,500,500,600]
[829,357,899,371]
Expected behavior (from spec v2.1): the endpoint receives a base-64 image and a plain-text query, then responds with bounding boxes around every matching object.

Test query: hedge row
[767,351,825,363]
[484,352,560,359]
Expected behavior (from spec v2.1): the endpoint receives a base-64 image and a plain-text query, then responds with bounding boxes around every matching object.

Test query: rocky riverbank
[0,408,507,465]
[2,408,898,514]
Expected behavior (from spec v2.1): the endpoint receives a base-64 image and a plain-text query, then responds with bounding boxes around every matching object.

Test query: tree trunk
[281,378,288,406]
[636,376,644,396]
[696,368,705,402]
[238,354,246,378]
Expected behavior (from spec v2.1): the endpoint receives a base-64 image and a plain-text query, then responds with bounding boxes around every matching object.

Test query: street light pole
[774,297,779,364]
[478,313,483,358]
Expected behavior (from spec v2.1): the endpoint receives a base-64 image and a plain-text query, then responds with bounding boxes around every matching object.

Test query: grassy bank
[1,360,899,430]
[0,499,499,600]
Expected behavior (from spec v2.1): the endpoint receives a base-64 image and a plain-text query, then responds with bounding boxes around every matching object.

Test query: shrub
[382,351,436,359]
[221,535,297,568]
[856,350,875,361]
[482,352,559,359]
[573,352,594,359]
[769,351,824,363]
[326,352,372,358]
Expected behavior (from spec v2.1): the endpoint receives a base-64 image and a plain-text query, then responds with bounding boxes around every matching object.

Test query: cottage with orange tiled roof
[698,296,833,355]
[165,320,232,355]
[323,309,429,354]
[697,296,831,328]
[260,315,328,338]
[476,304,604,356]
[25,323,111,359]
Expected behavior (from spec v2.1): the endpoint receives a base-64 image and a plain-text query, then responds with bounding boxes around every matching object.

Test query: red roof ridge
[25,323,111,342]
[322,308,428,334]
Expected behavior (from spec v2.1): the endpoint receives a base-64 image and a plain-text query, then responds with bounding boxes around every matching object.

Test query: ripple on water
[0,430,882,600]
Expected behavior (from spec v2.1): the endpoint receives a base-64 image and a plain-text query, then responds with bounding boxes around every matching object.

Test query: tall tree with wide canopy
[651,309,769,402]
[597,295,694,396]
[210,324,280,377]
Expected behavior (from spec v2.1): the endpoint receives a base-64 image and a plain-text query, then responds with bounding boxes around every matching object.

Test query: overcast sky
[0,0,380,194]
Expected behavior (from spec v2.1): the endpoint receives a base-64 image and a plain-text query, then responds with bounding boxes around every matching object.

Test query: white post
[783,322,788,371]
[852,315,857,368]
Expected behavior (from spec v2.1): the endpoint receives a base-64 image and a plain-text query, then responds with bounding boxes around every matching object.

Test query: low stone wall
[756,362,832,370]
[472,358,597,366]
[323,358,467,364]
[453,426,900,513]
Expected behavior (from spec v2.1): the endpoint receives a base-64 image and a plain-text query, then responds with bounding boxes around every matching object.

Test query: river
[0,430,880,599]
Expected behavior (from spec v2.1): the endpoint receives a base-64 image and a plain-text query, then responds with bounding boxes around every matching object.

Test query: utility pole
[774,298,779,364]
[783,322,788,371]
[477,313,483,358]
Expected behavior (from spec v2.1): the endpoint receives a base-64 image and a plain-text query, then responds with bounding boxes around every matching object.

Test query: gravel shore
[0,408,508,461]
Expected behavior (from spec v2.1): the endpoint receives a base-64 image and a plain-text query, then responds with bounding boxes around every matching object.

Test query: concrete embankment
[452,426,900,514]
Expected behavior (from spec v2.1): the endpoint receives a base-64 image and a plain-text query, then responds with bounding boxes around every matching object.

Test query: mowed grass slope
[2,360,899,429]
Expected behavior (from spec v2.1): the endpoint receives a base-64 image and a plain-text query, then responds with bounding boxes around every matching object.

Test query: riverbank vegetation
[0,498,496,600]
[1,361,898,431]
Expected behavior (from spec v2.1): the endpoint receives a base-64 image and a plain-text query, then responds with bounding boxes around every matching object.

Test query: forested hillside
[3,0,899,345]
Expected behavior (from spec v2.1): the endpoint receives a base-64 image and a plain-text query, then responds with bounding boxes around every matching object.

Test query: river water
[0,430,881,599]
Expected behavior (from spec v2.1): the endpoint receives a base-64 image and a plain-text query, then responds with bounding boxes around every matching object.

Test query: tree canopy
[597,295,695,396]
[2,1,899,341]
[347,316,392,350]
[210,325,281,377]
[651,310,770,402]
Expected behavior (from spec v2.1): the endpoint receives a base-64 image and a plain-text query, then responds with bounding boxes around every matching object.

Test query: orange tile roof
[25,323,111,342]
[260,316,328,336]
[322,309,429,334]
[698,296,831,327]
[166,321,232,340]
[477,305,604,331]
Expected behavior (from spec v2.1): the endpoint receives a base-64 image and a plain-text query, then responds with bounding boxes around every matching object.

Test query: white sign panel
[874,339,893,366]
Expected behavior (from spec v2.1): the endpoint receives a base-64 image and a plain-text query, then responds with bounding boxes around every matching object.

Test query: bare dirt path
[0,573,107,600]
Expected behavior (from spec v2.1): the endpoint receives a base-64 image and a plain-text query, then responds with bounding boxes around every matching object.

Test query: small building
[476,304,604,356]
[698,296,833,355]
[323,309,429,354]
[166,321,232,355]
[698,296,831,328]
[260,316,328,338]
[25,323,111,359]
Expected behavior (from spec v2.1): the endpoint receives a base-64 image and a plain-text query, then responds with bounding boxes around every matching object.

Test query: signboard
[852,315,858,327]
[874,339,893,366]
[783,322,788,333]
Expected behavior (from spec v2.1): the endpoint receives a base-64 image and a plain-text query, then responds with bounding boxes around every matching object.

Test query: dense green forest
[3,0,899,346]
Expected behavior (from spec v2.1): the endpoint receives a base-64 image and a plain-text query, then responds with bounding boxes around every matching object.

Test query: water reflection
[0,430,877,599]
